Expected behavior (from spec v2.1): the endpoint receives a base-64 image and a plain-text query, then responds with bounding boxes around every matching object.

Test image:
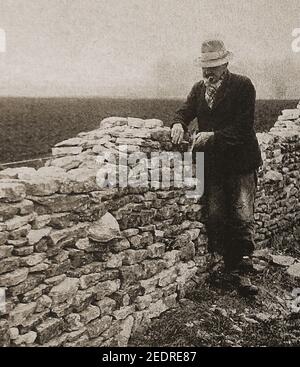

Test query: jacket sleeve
[213,79,256,148]
[171,83,198,132]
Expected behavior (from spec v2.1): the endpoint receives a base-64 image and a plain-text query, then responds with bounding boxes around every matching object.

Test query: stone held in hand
[87,212,122,243]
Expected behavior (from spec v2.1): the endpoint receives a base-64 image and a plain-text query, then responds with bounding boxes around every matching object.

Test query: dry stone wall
[0,106,299,347]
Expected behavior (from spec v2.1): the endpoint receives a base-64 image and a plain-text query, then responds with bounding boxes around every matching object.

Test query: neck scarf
[204,70,227,109]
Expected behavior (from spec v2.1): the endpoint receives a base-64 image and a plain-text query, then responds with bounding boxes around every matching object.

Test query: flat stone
[287,263,300,279]
[80,305,101,324]
[264,170,283,182]
[0,231,8,245]
[9,302,36,327]
[86,315,112,338]
[52,146,82,156]
[92,279,121,301]
[0,245,13,259]
[64,313,83,331]
[5,213,35,231]
[49,278,79,306]
[0,267,29,287]
[95,297,117,316]
[0,167,36,180]
[88,212,121,242]
[36,318,64,344]
[22,177,60,196]
[20,253,46,267]
[14,331,37,345]
[27,227,52,245]
[271,254,295,267]
[36,295,52,313]
[44,274,66,286]
[0,182,26,203]
[0,256,20,274]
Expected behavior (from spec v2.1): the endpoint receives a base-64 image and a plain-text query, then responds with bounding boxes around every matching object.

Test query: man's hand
[171,123,184,144]
[194,132,214,149]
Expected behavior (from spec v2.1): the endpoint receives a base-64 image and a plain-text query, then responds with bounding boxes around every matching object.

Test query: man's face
[202,64,228,84]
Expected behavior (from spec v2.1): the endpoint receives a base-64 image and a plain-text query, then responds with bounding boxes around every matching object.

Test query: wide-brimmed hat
[195,39,233,68]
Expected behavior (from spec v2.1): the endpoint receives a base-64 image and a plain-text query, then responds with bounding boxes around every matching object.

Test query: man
[171,39,263,295]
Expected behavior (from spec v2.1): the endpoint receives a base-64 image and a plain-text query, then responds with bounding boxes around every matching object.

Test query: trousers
[203,164,258,264]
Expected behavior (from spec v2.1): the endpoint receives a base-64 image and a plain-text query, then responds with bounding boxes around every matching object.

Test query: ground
[129,250,300,347]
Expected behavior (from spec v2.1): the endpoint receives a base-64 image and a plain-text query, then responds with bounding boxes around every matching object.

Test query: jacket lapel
[211,71,232,110]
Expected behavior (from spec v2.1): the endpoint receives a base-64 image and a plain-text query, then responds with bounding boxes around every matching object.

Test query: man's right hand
[171,123,184,144]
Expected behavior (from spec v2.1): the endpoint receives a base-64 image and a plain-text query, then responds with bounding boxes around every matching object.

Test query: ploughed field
[0,97,298,163]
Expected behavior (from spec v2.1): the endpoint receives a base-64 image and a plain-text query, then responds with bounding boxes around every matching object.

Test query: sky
[0,0,299,98]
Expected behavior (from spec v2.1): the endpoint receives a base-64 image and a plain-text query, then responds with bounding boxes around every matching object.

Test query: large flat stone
[0,182,26,203]
[0,267,29,287]
[49,278,79,306]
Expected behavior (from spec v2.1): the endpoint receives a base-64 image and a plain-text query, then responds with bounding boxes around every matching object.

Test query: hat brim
[195,51,233,68]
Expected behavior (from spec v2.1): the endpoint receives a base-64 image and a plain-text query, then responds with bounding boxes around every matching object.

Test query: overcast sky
[0,0,299,98]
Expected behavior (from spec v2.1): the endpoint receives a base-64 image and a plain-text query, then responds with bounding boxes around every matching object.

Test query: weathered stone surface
[65,313,84,331]
[29,194,89,214]
[20,253,46,267]
[8,224,31,240]
[8,274,45,296]
[271,254,295,267]
[135,294,152,310]
[287,263,300,278]
[86,315,112,338]
[122,249,148,265]
[36,318,64,344]
[92,279,121,300]
[27,227,51,245]
[49,278,79,305]
[0,182,26,203]
[5,213,35,231]
[0,267,29,287]
[13,246,34,256]
[80,305,101,324]
[79,273,102,289]
[32,215,51,229]
[0,232,8,245]
[0,319,10,346]
[95,297,117,316]
[52,146,82,156]
[87,212,121,242]
[14,331,37,345]
[115,315,134,346]
[0,245,13,259]
[0,256,20,274]
[147,243,165,258]
[36,295,52,313]
[22,177,60,196]
[9,302,36,327]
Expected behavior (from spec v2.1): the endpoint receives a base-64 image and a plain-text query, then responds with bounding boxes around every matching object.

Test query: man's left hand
[194,132,214,148]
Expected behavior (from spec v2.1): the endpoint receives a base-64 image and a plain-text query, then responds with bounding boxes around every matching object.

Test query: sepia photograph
[0,0,299,354]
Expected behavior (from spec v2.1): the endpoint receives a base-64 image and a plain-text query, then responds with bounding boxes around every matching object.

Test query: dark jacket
[172,71,263,174]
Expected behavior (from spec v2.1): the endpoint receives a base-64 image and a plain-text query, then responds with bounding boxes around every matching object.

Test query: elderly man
[171,39,263,295]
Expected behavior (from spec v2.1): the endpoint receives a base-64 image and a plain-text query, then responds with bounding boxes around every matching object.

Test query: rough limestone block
[0,182,26,203]
[86,315,112,339]
[9,302,36,327]
[95,297,117,316]
[0,256,20,275]
[0,267,29,287]
[80,305,101,324]
[36,318,64,344]
[49,278,79,306]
